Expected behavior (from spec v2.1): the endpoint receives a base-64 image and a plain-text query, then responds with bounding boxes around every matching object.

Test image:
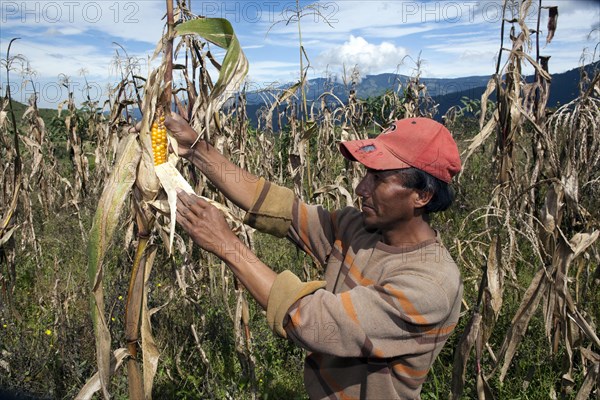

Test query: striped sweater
[244,179,463,400]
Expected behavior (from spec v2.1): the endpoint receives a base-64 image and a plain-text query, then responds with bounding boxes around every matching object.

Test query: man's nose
[355,176,371,197]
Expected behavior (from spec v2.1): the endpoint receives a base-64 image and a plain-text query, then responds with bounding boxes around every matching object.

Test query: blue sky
[1,0,598,108]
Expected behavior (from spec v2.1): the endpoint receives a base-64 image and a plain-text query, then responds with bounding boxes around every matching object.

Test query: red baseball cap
[339,118,461,183]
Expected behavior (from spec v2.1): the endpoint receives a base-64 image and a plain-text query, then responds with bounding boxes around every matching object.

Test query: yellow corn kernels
[151,114,167,166]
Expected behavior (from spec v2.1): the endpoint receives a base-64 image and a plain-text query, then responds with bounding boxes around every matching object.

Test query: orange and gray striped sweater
[244,179,463,400]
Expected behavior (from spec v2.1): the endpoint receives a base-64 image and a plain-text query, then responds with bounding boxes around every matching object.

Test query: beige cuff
[267,270,326,338]
[243,177,295,237]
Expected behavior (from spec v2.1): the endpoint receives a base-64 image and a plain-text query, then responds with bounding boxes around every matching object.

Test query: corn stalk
[0,39,25,313]
[80,2,249,397]
[451,1,600,398]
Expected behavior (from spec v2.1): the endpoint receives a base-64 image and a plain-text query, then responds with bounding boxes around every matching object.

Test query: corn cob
[151,113,167,165]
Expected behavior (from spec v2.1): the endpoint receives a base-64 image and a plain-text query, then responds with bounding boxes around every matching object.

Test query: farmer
[167,114,463,399]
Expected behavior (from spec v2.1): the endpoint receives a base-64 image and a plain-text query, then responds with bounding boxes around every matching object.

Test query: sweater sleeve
[266,270,327,337]
[279,269,463,359]
[243,177,295,237]
[243,178,339,266]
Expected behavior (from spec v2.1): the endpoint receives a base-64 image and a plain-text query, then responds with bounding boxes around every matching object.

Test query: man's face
[355,169,421,232]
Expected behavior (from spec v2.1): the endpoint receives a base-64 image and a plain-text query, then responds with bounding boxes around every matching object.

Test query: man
[168,114,463,399]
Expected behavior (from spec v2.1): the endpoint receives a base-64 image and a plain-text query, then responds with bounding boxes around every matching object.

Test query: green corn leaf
[176,18,249,111]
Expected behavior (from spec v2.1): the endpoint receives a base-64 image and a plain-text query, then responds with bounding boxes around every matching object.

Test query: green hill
[3,98,60,128]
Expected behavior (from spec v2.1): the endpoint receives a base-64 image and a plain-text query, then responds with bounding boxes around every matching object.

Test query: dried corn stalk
[81,4,249,398]
[452,1,600,397]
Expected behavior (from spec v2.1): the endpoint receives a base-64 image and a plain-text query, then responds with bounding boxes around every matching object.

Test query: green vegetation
[2,91,597,398]
[1,1,598,399]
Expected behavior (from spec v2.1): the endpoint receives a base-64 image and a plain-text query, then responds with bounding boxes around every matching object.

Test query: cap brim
[339,140,411,171]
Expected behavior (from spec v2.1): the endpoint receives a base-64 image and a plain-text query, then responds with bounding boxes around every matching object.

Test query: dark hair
[396,167,455,213]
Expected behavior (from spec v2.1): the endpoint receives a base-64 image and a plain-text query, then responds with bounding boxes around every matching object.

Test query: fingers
[177,191,207,211]
[128,121,142,134]
[164,113,188,130]
[127,113,185,135]
[169,113,188,123]
[176,192,211,224]
[175,192,233,256]
[176,192,195,221]
[176,193,203,233]
[165,115,189,146]
[165,114,196,139]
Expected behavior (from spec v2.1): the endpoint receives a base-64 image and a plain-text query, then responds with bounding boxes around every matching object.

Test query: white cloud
[317,36,408,78]
[1,37,157,81]
[246,60,300,85]
[257,1,456,42]
[0,37,157,108]
[359,25,435,39]
[2,0,598,108]
[44,27,84,36]
[1,1,165,44]
[418,54,498,79]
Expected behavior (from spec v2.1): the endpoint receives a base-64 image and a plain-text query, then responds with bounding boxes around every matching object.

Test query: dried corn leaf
[0,180,20,235]
[567,231,599,258]
[580,347,600,363]
[451,312,482,399]
[546,7,558,45]
[268,81,302,120]
[75,348,130,400]
[480,78,497,129]
[313,184,354,208]
[154,162,195,253]
[278,81,302,105]
[142,245,161,399]
[518,0,534,45]
[486,235,503,318]
[568,309,600,348]
[574,362,598,400]
[154,162,241,252]
[0,226,17,247]
[461,110,498,170]
[477,370,495,400]
[124,235,148,400]
[498,267,549,382]
[513,50,553,82]
[87,133,141,398]
[541,182,562,233]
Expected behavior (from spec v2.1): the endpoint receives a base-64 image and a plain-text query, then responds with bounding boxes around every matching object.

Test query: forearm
[217,236,277,309]
[176,191,275,308]
[187,142,260,212]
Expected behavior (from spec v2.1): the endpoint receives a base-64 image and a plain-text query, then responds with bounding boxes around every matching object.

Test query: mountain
[21,62,596,129]
[434,62,599,117]
[2,99,59,126]
[244,61,599,127]
[245,73,492,108]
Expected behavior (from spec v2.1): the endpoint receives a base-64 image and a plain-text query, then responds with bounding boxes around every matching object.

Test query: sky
[0,0,598,108]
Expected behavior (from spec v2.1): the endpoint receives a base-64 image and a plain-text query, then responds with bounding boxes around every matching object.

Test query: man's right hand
[164,113,204,159]
[161,112,260,212]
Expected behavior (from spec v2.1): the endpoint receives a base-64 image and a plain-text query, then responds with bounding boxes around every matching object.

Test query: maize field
[0,0,599,399]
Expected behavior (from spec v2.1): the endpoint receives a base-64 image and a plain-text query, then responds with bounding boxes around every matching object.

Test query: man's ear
[414,190,433,208]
